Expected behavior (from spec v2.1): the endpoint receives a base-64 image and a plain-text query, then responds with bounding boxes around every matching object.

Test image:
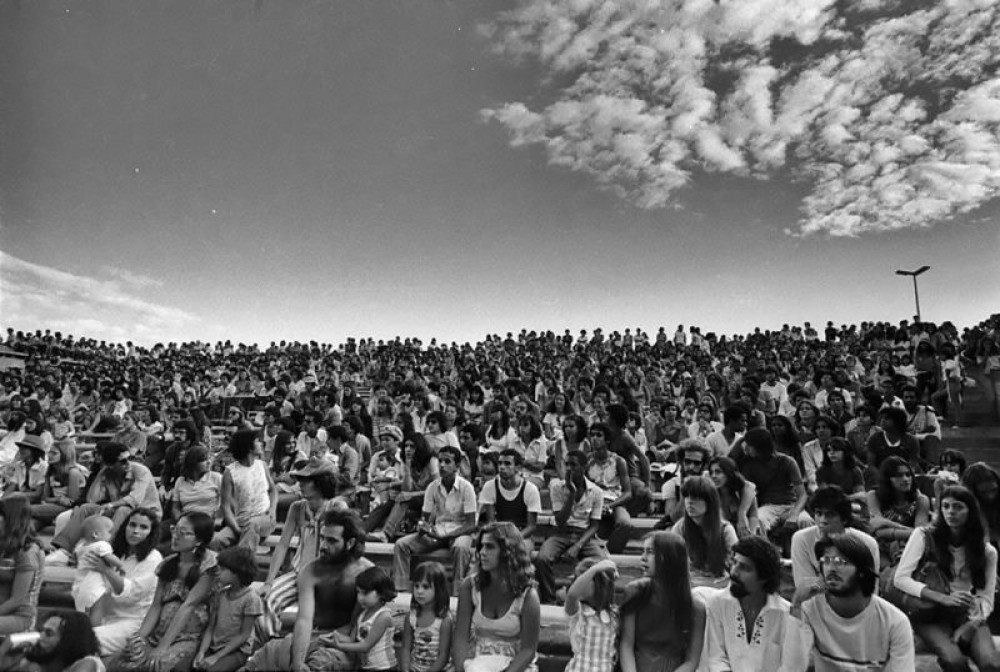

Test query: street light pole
[895,265,931,322]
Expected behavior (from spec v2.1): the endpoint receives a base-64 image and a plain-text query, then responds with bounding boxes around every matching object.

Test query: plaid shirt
[565,604,619,672]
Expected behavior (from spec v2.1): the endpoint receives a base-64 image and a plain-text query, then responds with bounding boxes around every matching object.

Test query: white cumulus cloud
[1,251,197,343]
[482,0,1000,236]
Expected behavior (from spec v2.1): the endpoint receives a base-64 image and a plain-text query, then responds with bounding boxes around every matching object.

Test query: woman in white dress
[90,507,163,656]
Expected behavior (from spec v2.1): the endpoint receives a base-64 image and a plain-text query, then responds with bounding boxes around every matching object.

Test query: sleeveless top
[471,585,537,672]
[493,477,528,528]
[408,612,449,672]
[358,604,396,670]
[226,459,270,525]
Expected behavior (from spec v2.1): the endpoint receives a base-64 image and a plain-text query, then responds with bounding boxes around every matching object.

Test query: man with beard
[0,612,103,671]
[786,534,914,672]
[703,536,791,671]
[243,508,374,672]
[657,438,710,526]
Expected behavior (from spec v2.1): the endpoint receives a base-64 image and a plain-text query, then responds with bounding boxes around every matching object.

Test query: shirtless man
[243,508,373,672]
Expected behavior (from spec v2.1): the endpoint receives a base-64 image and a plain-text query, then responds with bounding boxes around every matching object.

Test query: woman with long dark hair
[381,434,439,540]
[0,496,44,635]
[867,456,930,569]
[707,456,759,538]
[815,436,866,499]
[962,462,1000,546]
[169,445,223,521]
[769,414,804,472]
[670,476,737,589]
[620,531,705,672]
[108,511,217,672]
[895,485,1000,671]
[91,507,163,656]
[485,403,517,452]
[453,521,540,672]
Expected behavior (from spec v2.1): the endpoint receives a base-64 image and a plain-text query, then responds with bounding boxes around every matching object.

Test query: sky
[1,0,999,347]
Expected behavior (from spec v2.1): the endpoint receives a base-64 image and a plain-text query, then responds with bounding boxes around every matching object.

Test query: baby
[71,515,126,620]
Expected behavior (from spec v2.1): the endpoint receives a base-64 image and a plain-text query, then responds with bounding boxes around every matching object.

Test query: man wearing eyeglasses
[783,534,914,671]
[658,438,710,526]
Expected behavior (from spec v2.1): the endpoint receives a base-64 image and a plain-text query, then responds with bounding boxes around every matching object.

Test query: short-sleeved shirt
[730,448,801,506]
[423,476,477,537]
[0,543,44,625]
[208,585,263,655]
[549,478,604,530]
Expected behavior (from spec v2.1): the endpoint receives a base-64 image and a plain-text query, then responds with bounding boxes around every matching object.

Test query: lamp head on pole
[895,265,931,276]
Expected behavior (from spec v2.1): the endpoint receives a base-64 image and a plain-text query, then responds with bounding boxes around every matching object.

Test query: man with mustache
[785,534,914,672]
[243,508,374,672]
[702,536,791,671]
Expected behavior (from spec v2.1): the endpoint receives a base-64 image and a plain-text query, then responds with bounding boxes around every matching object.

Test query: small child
[326,566,397,672]
[371,454,400,506]
[71,515,125,620]
[401,561,453,672]
[563,557,620,672]
[193,546,263,672]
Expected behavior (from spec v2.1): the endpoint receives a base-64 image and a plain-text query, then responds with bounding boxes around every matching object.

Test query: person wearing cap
[47,442,161,560]
[259,457,348,640]
[5,434,49,503]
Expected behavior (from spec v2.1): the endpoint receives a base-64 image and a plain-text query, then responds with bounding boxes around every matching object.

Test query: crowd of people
[0,315,997,671]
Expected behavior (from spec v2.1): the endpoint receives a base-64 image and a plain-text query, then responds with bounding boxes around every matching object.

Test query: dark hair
[320,508,366,559]
[574,556,615,613]
[326,425,350,443]
[158,511,215,586]
[356,566,396,603]
[723,405,747,426]
[228,429,258,462]
[939,449,967,475]
[411,561,450,618]
[299,470,338,499]
[111,507,161,562]
[606,403,628,429]
[217,546,257,587]
[808,485,854,526]
[743,428,774,457]
[561,414,589,443]
[407,433,434,473]
[731,536,782,594]
[180,445,209,482]
[589,422,613,443]
[0,495,35,557]
[874,456,917,510]
[487,403,510,439]
[564,449,587,469]
[437,444,462,465]
[498,448,524,466]
[622,532,694,648]
[474,522,534,596]
[819,436,857,471]
[814,414,844,438]
[46,611,101,666]
[99,441,129,465]
[679,475,728,576]
[878,406,907,433]
[516,414,542,441]
[708,455,747,505]
[459,422,483,444]
[814,534,878,596]
[931,485,988,590]
[425,411,447,431]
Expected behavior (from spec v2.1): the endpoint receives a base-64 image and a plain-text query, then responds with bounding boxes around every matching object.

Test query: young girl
[401,561,453,672]
[564,558,619,672]
[328,566,397,672]
[193,547,262,672]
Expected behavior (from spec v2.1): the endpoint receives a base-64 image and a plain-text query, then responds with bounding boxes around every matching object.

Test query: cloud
[104,266,165,289]
[482,0,1000,236]
[1,251,197,343]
